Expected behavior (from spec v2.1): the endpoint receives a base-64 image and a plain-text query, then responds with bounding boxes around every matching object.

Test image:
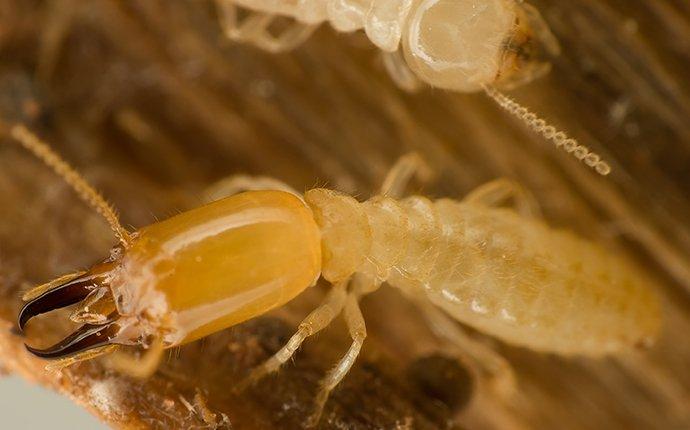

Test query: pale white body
[306,188,661,356]
[216,0,558,92]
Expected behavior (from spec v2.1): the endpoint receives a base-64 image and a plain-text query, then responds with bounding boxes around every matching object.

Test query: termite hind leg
[381,50,422,93]
[104,338,165,379]
[380,152,433,198]
[233,281,349,393]
[463,178,541,218]
[420,302,516,399]
[204,174,300,202]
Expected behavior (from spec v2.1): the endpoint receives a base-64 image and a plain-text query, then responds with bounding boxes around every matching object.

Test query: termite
[10,124,659,425]
[215,0,613,176]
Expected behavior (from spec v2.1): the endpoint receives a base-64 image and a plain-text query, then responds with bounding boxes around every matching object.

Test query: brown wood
[0,0,688,428]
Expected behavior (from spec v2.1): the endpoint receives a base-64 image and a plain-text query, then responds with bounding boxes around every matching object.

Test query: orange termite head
[10,125,321,363]
[18,190,322,361]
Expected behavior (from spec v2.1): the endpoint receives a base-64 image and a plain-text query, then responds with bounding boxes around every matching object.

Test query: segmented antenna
[9,124,132,246]
[483,85,612,176]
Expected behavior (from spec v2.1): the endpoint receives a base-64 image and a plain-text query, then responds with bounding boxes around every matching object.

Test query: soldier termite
[215,0,613,176]
[10,124,659,425]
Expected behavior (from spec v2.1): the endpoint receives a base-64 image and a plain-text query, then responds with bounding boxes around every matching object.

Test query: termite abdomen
[305,189,662,356]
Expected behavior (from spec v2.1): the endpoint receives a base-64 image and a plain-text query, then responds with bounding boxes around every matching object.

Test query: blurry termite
[10,124,659,425]
[215,0,612,176]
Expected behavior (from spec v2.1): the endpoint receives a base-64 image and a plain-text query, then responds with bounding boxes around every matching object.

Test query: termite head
[494,2,561,90]
[18,190,322,362]
[401,0,560,92]
[9,126,320,365]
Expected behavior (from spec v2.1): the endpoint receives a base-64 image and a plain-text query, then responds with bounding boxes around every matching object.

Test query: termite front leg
[216,1,315,53]
[307,275,380,426]
[380,152,433,198]
[204,174,300,202]
[307,291,368,426]
[464,178,541,218]
[216,1,273,43]
[251,20,318,53]
[234,281,348,392]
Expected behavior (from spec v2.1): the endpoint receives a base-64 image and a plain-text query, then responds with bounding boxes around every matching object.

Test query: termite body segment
[13,125,658,423]
[307,189,660,355]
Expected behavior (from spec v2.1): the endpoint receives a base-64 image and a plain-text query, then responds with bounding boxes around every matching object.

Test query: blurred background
[0,377,106,429]
[0,0,688,429]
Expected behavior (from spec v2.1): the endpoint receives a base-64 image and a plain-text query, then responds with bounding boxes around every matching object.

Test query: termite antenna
[482,85,612,176]
[7,123,132,246]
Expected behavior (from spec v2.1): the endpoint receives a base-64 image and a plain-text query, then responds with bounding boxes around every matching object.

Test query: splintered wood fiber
[0,1,688,429]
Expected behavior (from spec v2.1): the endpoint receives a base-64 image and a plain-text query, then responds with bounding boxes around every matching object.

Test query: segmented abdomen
[362,195,661,356]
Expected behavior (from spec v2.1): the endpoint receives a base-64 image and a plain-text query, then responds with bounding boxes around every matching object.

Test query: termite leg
[234,281,349,393]
[104,338,165,379]
[216,2,274,45]
[251,20,317,53]
[307,277,379,427]
[463,178,541,218]
[216,0,314,53]
[381,50,422,93]
[419,302,516,399]
[204,174,300,202]
[216,1,246,40]
[380,152,433,198]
